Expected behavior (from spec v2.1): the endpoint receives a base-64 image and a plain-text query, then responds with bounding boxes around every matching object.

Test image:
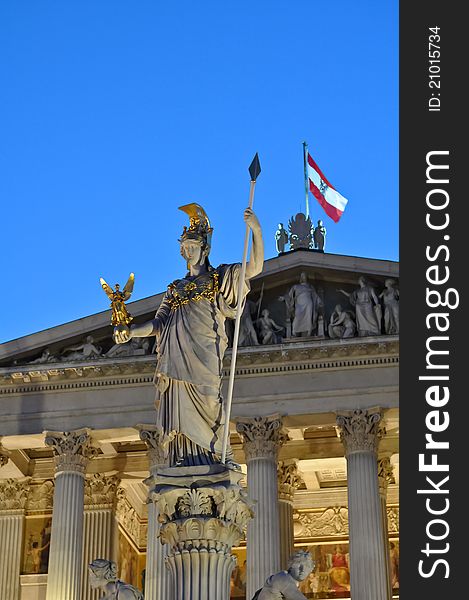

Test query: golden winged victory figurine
[100,274,135,334]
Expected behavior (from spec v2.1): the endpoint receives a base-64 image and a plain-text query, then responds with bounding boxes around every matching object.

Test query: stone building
[0,248,399,600]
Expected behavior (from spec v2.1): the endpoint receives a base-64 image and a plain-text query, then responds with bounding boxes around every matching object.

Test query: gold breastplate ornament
[167,271,220,310]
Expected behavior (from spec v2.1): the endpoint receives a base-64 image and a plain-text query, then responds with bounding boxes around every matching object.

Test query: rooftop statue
[88,559,143,600]
[313,219,326,251]
[113,203,264,467]
[252,550,315,600]
[275,222,289,253]
[288,213,313,250]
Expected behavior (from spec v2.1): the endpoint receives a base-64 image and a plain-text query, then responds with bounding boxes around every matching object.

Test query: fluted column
[236,414,289,599]
[81,474,119,600]
[137,425,172,600]
[378,455,394,599]
[0,478,30,600]
[277,460,302,570]
[45,429,94,600]
[336,408,388,600]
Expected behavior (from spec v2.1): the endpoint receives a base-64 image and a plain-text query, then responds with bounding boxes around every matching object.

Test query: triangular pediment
[0,249,398,368]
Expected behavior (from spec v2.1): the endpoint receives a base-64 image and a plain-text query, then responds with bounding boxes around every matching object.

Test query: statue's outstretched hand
[244,207,261,232]
[113,325,131,344]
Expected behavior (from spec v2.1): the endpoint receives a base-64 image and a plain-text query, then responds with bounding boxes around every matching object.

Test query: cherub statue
[100,274,135,330]
[252,550,315,599]
[88,559,143,600]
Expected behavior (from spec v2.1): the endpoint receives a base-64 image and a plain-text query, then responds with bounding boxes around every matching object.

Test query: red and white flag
[306,152,348,222]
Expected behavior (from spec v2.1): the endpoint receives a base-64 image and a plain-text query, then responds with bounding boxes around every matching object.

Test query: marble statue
[338,276,382,336]
[252,550,315,600]
[113,203,263,467]
[280,272,322,337]
[239,299,260,347]
[255,309,284,345]
[61,336,103,361]
[288,213,313,250]
[275,223,289,253]
[88,559,143,600]
[28,348,57,364]
[313,219,326,251]
[328,304,356,339]
[105,337,150,358]
[379,278,399,334]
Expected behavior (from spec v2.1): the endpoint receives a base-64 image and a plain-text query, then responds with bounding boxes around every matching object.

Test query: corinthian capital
[336,408,384,456]
[277,460,303,502]
[136,424,173,468]
[44,428,95,474]
[236,414,289,461]
[377,455,394,497]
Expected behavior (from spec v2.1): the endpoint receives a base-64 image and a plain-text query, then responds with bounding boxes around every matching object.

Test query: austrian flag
[307,152,348,222]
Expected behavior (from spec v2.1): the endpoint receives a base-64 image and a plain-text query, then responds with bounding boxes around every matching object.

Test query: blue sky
[0,1,398,343]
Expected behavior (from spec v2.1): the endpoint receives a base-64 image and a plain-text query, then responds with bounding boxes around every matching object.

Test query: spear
[221,153,261,464]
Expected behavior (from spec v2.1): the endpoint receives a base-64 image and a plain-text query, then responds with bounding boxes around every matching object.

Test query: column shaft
[0,513,24,600]
[47,470,86,599]
[81,509,113,600]
[278,500,294,570]
[247,457,281,596]
[347,451,389,599]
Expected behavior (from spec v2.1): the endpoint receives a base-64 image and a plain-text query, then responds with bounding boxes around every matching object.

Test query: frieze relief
[26,480,55,512]
[294,504,399,538]
[115,487,147,549]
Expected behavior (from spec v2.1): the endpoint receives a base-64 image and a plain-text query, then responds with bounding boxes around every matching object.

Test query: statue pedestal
[150,465,253,600]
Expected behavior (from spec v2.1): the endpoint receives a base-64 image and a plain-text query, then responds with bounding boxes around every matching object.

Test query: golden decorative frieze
[0,478,30,512]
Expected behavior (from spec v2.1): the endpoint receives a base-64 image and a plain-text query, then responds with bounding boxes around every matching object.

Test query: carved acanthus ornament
[0,478,30,512]
[44,428,96,474]
[84,474,119,508]
[336,408,385,456]
[151,468,253,552]
[136,424,173,469]
[377,456,394,497]
[387,506,399,533]
[26,480,55,512]
[277,460,302,502]
[236,414,289,461]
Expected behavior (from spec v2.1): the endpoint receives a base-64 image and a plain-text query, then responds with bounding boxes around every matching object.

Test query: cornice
[0,337,398,394]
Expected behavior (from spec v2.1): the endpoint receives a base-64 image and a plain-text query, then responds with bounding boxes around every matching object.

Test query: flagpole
[221,154,261,464]
[303,141,309,218]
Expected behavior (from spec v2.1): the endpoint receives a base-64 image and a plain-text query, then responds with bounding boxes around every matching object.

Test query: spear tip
[249,153,261,182]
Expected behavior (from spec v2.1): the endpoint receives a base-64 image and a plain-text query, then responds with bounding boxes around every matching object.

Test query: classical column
[81,474,119,600]
[236,414,289,600]
[378,455,394,599]
[45,429,94,600]
[137,425,172,600]
[336,408,388,600]
[0,478,30,600]
[277,460,302,570]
